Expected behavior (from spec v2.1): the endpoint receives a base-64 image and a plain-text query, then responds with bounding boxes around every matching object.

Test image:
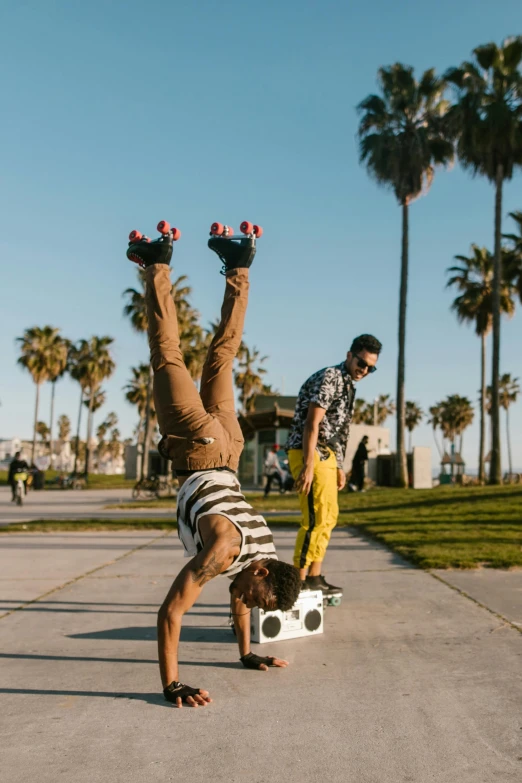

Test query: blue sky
[1,0,521,472]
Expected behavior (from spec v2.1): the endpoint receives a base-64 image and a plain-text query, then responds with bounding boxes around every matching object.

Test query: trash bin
[33,470,45,490]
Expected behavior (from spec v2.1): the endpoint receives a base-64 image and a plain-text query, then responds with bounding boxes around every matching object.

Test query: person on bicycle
[125,223,301,709]
[8,452,30,501]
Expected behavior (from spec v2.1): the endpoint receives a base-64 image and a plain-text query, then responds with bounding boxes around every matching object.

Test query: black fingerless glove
[163,680,201,704]
[240,652,275,670]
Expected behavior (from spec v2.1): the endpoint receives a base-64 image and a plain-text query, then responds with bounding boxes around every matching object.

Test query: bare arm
[230,594,251,657]
[158,535,235,689]
[295,404,326,495]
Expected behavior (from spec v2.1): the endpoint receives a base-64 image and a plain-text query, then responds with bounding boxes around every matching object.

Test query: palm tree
[124,363,157,480]
[36,421,50,444]
[95,411,117,467]
[439,395,475,454]
[352,398,370,424]
[79,338,115,478]
[503,210,522,302]
[234,345,268,413]
[57,414,71,442]
[374,394,396,425]
[405,402,424,451]
[445,38,522,483]
[428,403,444,458]
[68,340,91,475]
[46,334,70,467]
[487,374,520,476]
[16,326,59,462]
[446,245,515,481]
[358,64,454,486]
[123,270,201,477]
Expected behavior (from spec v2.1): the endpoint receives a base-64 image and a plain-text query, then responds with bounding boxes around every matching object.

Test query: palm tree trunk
[489,164,503,484]
[396,202,409,487]
[84,392,95,479]
[478,333,486,483]
[506,407,512,477]
[141,365,154,480]
[73,387,84,474]
[49,380,56,468]
[31,382,41,464]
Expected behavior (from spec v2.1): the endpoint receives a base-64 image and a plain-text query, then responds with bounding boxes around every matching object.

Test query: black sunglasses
[353,353,377,374]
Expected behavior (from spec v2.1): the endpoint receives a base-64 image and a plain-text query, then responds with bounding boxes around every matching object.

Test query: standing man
[349,435,370,492]
[286,335,382,596]
[263,444,284,497]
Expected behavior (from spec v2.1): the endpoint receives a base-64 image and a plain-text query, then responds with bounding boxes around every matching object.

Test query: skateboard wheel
[171,227,181,241]
[253,224,263,238]
[329,596,342,607]
[211,222,224,235]
[157,220,170,234]
[240,221,253,235]
[129,230,143,242]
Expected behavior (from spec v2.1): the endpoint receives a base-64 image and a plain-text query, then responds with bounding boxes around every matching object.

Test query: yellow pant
[288,448,339,569]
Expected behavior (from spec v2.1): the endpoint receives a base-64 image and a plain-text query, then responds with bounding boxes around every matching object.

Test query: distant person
[349,435,370,492]
[263,445,284,497]
[8,452,30,501]
[286,335,382,597]
[125,221,301,708]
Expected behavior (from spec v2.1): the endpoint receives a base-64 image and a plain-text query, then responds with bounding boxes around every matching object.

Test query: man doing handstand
[126,223,301,708]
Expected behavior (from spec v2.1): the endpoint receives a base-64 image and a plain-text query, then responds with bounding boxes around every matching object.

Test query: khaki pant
[146,264,248,472]
[288,448,339,569]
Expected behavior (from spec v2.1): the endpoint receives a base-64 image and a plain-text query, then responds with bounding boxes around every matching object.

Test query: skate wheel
[253,224,263,238]
[240,221,253,235]
[171,227,181,241]
[157,220,170,234]
[129,230,143,242]
[211,222,224,236]
[329,596,342,607]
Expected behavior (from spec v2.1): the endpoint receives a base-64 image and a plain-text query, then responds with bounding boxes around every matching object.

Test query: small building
[237,395,391,488]
[440,448,465,484]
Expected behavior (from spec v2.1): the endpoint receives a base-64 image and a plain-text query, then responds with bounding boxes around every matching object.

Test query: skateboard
[324,591,342,608]
[209,220,263,238]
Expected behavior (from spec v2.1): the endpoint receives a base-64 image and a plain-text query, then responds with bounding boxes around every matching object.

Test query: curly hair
[350,334,382,356]
[264,560,301,611]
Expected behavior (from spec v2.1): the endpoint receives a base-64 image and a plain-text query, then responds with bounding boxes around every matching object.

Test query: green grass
[0,470,134,490]
[3,485,521,570]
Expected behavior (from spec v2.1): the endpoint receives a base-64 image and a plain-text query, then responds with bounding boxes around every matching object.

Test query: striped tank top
[176,470,278,577]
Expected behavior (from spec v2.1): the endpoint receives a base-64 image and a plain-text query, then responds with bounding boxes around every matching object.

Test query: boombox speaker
[251,589,323,643]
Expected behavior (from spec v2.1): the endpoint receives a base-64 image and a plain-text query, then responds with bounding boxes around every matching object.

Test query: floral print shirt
[286,362,356,468]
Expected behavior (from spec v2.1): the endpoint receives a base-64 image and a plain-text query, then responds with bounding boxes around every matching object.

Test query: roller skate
[126,220,181,268]
[207,220,263,274]
[305,575,343,608]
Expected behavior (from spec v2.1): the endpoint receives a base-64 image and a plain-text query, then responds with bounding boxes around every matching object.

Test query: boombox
[251,589,324,643]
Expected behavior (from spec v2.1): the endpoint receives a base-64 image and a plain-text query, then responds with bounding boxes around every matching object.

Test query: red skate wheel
[129,230,143,242]
[157,220,170,234]
[211,222,224,235]
[240,221,253,235]
[253,225,263,238]
[171,227,181,241]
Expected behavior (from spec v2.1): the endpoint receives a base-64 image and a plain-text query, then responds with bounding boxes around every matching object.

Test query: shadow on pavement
[0,652,241,668]
[68,626,235,643]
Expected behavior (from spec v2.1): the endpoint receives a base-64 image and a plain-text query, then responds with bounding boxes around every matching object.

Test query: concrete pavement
[0,486,299,525]
[1,527,521,782]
